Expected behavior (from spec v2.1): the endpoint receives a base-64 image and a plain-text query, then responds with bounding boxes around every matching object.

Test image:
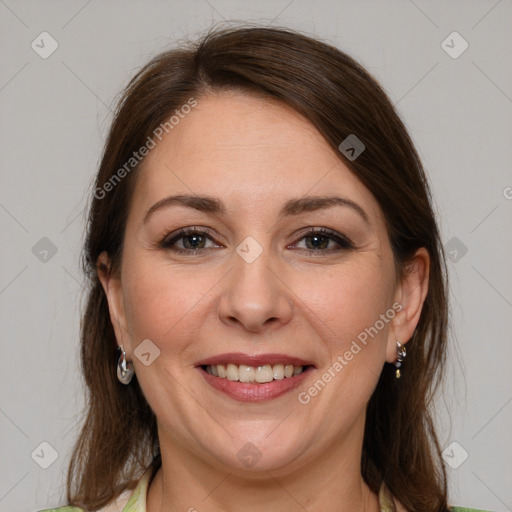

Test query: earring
[117,347,134,385]
[395,341,406,379]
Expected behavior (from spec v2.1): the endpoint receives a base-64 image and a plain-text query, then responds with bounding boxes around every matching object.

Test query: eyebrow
[143,194,369,224]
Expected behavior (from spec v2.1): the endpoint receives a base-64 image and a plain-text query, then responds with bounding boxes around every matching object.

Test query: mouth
[202,363,309,382]
[195,353,315,402]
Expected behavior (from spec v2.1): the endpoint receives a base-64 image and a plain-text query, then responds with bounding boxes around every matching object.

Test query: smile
[195,353,315,402]
[203,363,305,383]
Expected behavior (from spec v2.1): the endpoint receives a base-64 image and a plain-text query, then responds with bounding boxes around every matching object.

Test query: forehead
[131,91,383,222]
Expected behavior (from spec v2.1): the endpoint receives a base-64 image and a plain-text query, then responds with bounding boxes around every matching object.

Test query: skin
[98,91,429,512]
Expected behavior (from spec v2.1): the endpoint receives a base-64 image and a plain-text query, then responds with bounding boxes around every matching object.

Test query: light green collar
[41,465,494,512]
[121,465,154,512]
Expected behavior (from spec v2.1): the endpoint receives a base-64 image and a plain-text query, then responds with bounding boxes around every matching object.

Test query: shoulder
[37,508,86,512]
[37,489,131,512]
[379,482,495,512]
[450,507,497,512]
[36,464,150,512]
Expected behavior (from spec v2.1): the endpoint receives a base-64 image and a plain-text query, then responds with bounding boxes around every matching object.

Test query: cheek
[293,261,395,419]
[296,258,394,358]
[121,253,211,348]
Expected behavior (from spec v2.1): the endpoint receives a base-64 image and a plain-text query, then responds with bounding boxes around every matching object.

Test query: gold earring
[395,341,406,379]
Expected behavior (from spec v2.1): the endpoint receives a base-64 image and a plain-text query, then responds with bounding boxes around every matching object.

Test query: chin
[200,429,310,475]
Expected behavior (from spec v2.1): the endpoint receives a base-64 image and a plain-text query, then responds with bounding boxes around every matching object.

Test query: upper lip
[195,353,315,368]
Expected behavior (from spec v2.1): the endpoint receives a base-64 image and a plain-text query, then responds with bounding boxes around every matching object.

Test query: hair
[69,24,449,511]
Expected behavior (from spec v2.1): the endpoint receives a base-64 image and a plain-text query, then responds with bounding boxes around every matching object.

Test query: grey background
[0,1,511,511]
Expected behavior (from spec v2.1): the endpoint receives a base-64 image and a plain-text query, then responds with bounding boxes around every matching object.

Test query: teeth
[255,365,273,383]
[205,363,306,383]
[273,365,285,380]
[226,364,239,381]
[239,365,255,382]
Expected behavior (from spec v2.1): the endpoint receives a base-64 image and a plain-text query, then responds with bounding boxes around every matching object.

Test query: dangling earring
[117,347,134,384]
[395,341,406,379]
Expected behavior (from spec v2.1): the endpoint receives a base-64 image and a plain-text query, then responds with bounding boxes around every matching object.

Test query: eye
[290,228,354,255]
[159,226,354,256]
[160,227,221,254]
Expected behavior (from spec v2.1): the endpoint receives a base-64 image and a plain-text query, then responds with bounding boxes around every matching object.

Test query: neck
[147,418,380,512]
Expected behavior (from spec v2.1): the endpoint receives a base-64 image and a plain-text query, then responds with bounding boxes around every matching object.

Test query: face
[100,91,427,477]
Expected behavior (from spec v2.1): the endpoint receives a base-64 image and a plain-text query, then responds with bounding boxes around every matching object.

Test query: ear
[97,251,131,357]
[386,247,430,363]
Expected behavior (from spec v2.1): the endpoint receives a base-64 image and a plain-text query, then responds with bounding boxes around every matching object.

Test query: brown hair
[69,25,449,511]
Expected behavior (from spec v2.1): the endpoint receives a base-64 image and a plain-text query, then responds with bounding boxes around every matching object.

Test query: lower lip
[198,366,314,402]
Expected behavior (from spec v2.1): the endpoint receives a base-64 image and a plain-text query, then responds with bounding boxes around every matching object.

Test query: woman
[41,26,491,512]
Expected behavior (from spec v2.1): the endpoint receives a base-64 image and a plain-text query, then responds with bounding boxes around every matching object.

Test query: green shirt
[38,465,494,512]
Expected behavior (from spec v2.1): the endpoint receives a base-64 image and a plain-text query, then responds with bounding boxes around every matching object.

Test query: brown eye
[304,234,331,250]
[178,233,207,250]
[160,228,221,253]
[292,228,354,254]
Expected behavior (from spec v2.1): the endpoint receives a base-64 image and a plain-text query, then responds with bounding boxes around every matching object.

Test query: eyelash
[159,226,354,256]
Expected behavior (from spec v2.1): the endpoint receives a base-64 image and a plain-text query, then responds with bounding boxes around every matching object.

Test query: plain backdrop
[0,1,511,511]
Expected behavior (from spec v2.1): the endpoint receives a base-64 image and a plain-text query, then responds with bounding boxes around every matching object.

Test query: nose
[217,246,293,333]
